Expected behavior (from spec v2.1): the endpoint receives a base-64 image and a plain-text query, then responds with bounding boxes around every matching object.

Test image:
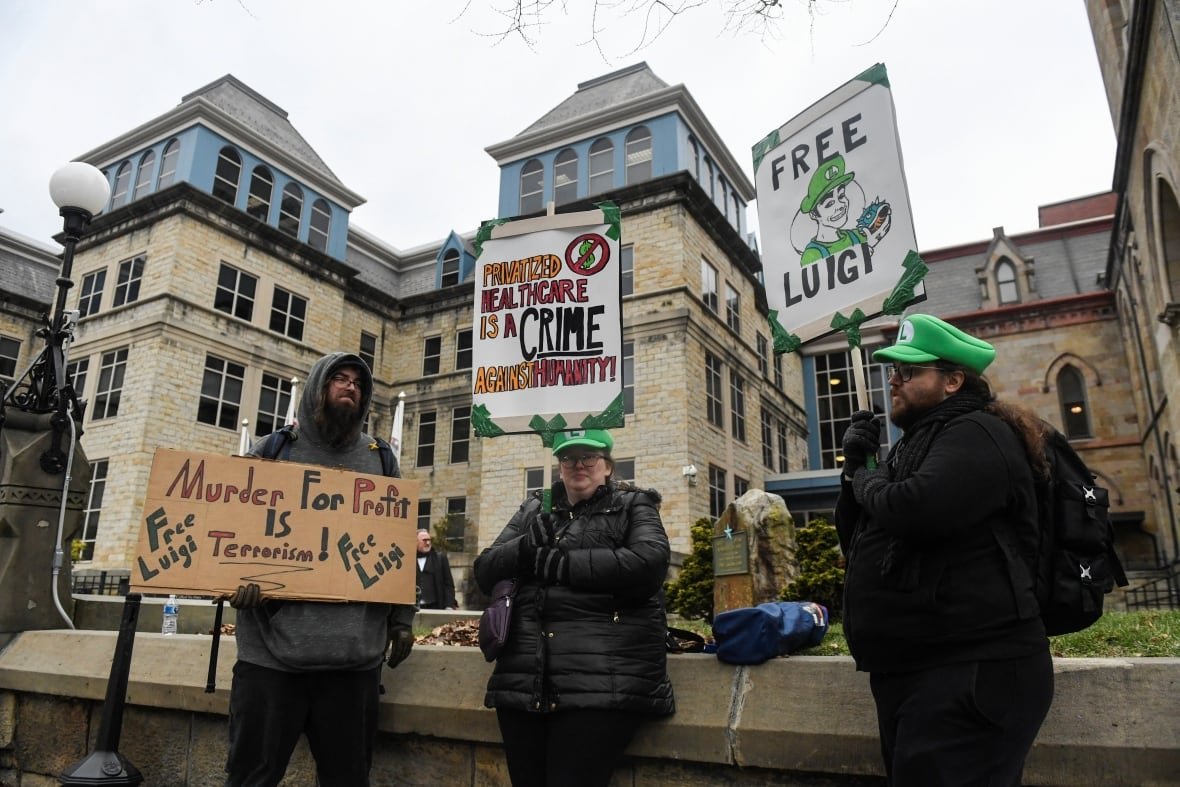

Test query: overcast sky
[0,0,1115,255]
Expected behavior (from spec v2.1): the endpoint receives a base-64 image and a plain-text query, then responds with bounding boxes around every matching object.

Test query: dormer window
[246,166,273,222]
[625,126,652,184]
[554,149,578,206]
[441,249,460,287]
[520,159,543,214]
[278,183,303,237]
[133,151,155,201]
[213,147,242,205]
[309,199,331,252]
[996,259,1018,304]
[589,138,614,194]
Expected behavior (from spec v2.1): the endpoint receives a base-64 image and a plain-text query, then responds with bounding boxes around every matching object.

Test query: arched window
[308,199,331,252]
[718,176,729,217]
[278,183,303,237]
[110,161,132,207]
[554,148,578,206]
[212,147,242,205]
[246,166,273,222]
[1057,365,1092,439]
[441,248,460,287]
[132,151,155,201]
[589,138,614,194]
[625,126,652,184]
[996,259,1019,304]
[689,135,700,180]
[1158,177,1180,305]
[519,159,543,214]
[156,139,180,189]
[704,158,715,200]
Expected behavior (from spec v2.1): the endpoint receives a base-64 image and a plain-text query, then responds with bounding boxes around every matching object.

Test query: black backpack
[252,424,400,478]
[1031,427,1128,635]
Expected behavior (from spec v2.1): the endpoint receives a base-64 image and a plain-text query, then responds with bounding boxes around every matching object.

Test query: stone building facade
[1084,0,1180,590]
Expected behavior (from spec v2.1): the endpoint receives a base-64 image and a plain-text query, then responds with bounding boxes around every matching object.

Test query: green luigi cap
[800,154,856,214]
[552,429,614,456]
[872,314,996,375]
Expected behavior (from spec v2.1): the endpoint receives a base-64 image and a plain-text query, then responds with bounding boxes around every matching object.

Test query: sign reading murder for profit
[130,448,419,604]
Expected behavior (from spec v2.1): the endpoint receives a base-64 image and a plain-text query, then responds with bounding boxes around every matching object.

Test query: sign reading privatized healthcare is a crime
[752,63,926,350]
[130,448,419,603]
[470,205,624,436]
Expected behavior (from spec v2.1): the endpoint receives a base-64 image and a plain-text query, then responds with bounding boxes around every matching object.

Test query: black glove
[526,512,555,550]
[841,410,881,477]
[534,547,570,585]
[228,583,262,609]
[850,466,890,506]
[386,625,414,668]
[520,512,555,569]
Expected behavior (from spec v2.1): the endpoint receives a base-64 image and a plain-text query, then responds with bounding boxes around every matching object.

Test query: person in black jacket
[415,530,457,609]
[837,314,1053,786]
[474,428,674,787]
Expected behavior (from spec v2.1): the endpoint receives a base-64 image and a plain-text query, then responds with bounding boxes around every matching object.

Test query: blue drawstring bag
[711,601,829,665]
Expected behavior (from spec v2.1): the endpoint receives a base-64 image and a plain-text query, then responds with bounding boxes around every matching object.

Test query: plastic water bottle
[161,594,179,635]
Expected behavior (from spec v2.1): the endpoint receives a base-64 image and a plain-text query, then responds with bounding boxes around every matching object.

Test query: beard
[316,397,362,449]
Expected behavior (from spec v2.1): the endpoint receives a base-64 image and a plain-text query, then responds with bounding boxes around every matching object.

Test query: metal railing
[71,570,130,596]
[1124,562,1180,610]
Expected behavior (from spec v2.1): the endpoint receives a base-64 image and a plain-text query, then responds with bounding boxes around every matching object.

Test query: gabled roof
[519,62,671,136]
[917,216,1113,317]
[485,62,754,199]
[181,75,340,183]
[79,74,364,209]
[0,225,59,308]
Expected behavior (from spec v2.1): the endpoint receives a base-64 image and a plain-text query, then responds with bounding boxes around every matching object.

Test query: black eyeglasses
[329,374,362,389]
[887,363,945,383]
[558,453,605,468]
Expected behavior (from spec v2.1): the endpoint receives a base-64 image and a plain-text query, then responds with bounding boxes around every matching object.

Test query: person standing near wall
[836,315,1054,786]
[416,529,457,609]
[474,429,674,786]
[225,352,416,787]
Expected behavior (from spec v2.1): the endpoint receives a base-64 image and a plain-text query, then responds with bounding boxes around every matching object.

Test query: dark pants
[225,660,382,787]
[496,707,645,787]
[869,650,1054,787]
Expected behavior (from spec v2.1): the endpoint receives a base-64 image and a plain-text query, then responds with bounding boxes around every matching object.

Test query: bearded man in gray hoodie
[224,352,416,787]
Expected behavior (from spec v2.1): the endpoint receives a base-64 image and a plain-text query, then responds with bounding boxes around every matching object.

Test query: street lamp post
[0,162,109,644]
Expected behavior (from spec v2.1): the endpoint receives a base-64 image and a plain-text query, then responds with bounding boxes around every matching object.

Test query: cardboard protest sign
[130,448,419,603]
[470,205,625,437]
[752,63,926,351]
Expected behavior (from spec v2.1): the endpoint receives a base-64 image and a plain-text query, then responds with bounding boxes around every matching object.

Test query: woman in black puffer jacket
[474,428,674,787]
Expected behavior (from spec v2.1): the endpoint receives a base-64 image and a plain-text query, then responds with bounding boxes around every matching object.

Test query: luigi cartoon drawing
[794,153,892,267]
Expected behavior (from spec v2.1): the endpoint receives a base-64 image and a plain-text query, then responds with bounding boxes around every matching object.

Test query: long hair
[948,364,1050,481]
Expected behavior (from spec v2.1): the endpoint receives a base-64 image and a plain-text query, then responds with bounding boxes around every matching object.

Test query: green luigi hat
[800,154,856,214]
[552,429,614,456]
[873,314,996,374]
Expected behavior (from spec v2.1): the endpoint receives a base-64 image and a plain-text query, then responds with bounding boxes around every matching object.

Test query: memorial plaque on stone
[712,489,800,616]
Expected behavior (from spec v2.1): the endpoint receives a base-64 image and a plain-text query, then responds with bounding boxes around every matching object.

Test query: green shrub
[781,515,845,620]
[664,518,716,622]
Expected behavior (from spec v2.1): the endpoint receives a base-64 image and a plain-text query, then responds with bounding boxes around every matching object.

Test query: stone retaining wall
[0,630,1177,786]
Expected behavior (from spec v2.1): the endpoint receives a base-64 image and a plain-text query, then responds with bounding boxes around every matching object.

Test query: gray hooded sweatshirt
[236,352,416,671]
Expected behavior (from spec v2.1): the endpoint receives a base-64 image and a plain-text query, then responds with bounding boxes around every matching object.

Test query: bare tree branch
[452,0,879,63]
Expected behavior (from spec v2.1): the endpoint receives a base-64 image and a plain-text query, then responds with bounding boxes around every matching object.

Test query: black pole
[58,593,144,786]
[205,598,225,693]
